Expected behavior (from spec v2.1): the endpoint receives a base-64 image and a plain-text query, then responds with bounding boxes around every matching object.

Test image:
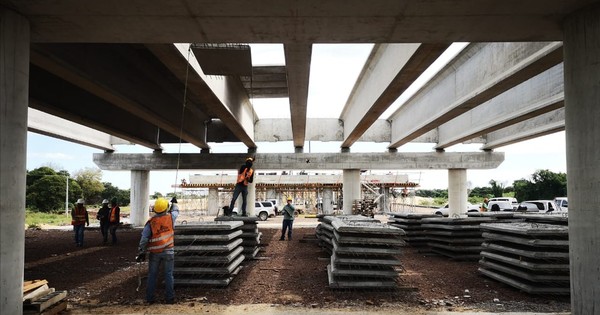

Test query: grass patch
[25,209,71,227]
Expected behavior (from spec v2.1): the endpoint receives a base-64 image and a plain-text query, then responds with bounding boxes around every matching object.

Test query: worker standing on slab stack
[227,157,255,216]
[108,198,120,245]
[71,199,89,247]
[96,199,110,245]
[136,197,179,304]
[279,197,295,241]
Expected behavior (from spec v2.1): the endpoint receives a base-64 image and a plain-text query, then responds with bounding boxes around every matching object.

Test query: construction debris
[23,280,67,315]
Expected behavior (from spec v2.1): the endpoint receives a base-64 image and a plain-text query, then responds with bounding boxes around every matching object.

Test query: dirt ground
[24,219,570,314]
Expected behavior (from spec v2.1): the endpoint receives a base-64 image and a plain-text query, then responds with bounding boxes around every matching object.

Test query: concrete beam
[435,64,564,149]
[93,152,504,171]
[389,42,563,148]
[284,44,312,148]
[30,44,210,148]
[28,108,130,151]
[482,108,565,150]
[340,43,449,147]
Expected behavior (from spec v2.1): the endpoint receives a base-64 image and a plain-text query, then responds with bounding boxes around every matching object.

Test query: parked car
[553,197,568,212]
[517,200,557,213]
[488,197,519,211]
[434,203,480,216]
[232,201,276,221]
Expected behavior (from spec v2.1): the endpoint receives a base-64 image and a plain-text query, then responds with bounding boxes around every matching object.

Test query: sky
[25,43,567,195]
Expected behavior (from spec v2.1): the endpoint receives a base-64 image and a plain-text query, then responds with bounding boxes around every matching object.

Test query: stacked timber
[478,222,570,294]
[23,280,68,315]
[173,221,245,286]
[215,216,262,259]
[421,217,495,260]
[327,217,405,289]
[351,199,376,217]
[387,213,438,247]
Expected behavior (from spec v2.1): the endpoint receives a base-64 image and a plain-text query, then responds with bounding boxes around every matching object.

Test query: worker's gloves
[135,252,146,262]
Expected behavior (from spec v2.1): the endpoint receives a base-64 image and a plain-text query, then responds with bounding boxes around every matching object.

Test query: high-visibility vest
[236,167,254,186]
[146,215,174,253]
[72,206,86,225]
[109,207,119,223]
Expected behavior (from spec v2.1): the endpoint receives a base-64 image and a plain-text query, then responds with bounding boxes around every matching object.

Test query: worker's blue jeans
[229,184,248,215]
[146,251,174,303]
[281,219,294,240]
[73,224,85,246]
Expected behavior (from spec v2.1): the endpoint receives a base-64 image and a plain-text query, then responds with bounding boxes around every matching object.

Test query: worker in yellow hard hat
[279,197,296,241]
[136,197,179,304]
[227,157,255,216]
[71,198,89,247]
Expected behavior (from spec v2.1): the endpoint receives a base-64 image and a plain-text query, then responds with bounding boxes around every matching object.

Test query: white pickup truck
[553,197,568,212]
[232,201,276,221]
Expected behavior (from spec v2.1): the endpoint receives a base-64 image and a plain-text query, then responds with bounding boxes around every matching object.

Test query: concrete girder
[12,1,598,43]
[388,42,563,149]
[284,44,312,149]
[482,108,565,150]
[93,152,504,171]
[29,44,210,149]
[172,44,257,148]
[340,43,449,148]
[28,108,130,151]
[435,63,564,149]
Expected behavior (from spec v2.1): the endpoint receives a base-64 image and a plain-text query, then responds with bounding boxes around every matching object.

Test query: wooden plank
[24,301,69,315]
[23,284,50,302]
[24,287,55,303]
[24,291,67,312]
[23,280,48,293]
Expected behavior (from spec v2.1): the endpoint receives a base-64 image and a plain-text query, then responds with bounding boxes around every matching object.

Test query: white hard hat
[102,199,109,204]
[76,198,84,204]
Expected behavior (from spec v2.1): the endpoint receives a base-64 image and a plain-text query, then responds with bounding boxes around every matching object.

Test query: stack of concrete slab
[215,216,262,259]
[316,215,379,254]
[421,217,495,260]
[173,221,245,286]
[478,222,570,294]
[387,213,438,247]
[513,213,569,226]
[327,218,405,289]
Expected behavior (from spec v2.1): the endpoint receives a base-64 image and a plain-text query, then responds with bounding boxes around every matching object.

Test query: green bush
[25,209,71,227]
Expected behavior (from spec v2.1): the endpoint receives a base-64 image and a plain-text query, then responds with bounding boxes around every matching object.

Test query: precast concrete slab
[241,231,261,238]
[175,221,243,231]
[174,230,243,242]
[482,232,569,247]
[174,265,242,287]
[388,213,439,219]
[467,212,517,218]
[332,239,402,256]
[478,268,570,294]
[241,234,261,246]
[480,250,570,271]
[318,222,334,232]
[427,242,483,253]
[388,223,424,230]
[421,223,482,231]
[333,230,406,246]
[479,259,570,282]
[214,216,260,224]
[429,248,482,260]
[330,258,399,278]
[175,238,244,253]
[480,222,568,236]
[421,217,495,225]
[426,236,485,244]
[481,242,569,259]
[175,246,244,264]
[513,214,569,225]
[239,224,259,231]
[327,265,398,289]
[426,230,483,237]
[331,252,401,266]
[243,246,261,259]
[331,220,404,235]
[174,254,245,275]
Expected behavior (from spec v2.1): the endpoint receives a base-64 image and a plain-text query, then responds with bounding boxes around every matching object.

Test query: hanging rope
[173,45,193,196]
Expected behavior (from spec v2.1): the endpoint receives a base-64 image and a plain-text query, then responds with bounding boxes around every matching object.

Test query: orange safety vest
[236,167,254,186]
[146,215,174,253]
[72,206,87,225]
[109,206,119,223]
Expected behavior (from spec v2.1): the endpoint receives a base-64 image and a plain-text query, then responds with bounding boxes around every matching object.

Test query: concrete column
[265,189,277,200]
[130,170,150,227]
[447,169,468,217]
[247,182,256,216]
[342,169,361,215]
[207,187,218,216]
[323,188,334,214]
[1,9,29,315]
[563,5,600,314]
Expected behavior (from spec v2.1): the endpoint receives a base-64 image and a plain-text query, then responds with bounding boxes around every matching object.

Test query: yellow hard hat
[154,198,169,213]
[246,157,254,162]
[287,197,293,202]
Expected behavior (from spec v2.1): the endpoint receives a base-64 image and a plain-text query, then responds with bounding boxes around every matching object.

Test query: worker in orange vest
[71,198,89,247]
[108,198,120,245]
[136,197,179,304]
[227,157,254,216]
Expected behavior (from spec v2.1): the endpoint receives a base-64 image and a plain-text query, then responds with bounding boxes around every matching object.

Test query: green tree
[101,182,131,206]
[512,170,567,201]
[151,191,164,199]
[27,166,56,187]
[26,170,82,212]
[489,179,505,197]
[74,167,104,205]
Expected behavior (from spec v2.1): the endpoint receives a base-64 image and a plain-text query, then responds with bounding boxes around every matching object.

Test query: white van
[488,197,518,211]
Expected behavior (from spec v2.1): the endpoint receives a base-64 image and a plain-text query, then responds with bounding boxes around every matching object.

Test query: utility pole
[65,175,69,216]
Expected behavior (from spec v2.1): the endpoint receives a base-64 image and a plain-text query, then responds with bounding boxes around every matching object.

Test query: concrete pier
[130,170,149,227]
[563,3,600,314]
[0,8,29,314]
[447,169,468,217]
[207,187,218,216]
[342,169,361,215]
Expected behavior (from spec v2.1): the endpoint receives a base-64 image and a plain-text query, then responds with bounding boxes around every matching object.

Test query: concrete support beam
[28,108,130,151]
[342,170,361,215]
[207,188,218,216]
[436,64,564,150]
[0,9,29,314]
[94,152,504,171]
[340,43,449,147]
[323,188,334,214]
[563,5,600,314]
[130,170,150,227]
[389,42,563,148]
[482,108,565,150]
[447,169,468,217]
[284,44,312,148]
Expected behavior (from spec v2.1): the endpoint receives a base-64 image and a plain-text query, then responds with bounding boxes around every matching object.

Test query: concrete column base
[448,169,468,217]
